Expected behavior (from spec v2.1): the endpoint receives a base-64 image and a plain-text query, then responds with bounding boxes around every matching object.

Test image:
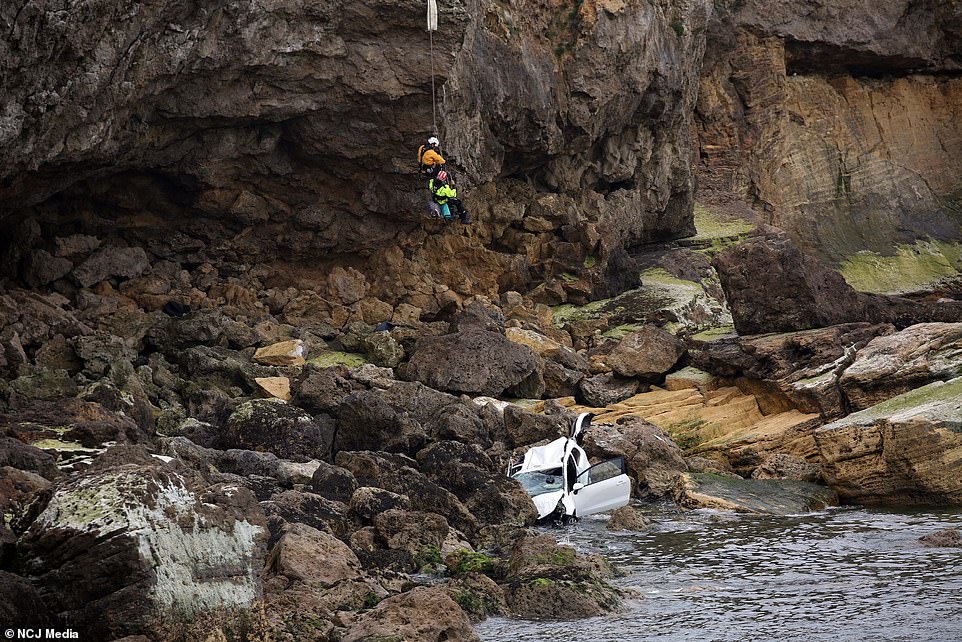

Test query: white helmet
[428,136,440,146]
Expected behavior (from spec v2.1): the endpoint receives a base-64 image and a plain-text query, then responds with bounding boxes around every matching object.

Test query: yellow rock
[506,327,562,357]
[255,376,291,401]
[253,340,306,366]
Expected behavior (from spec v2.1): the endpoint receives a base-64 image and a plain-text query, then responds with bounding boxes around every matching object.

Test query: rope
[429,28,438,140]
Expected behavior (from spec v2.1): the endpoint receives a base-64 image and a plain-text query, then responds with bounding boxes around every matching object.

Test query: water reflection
[477,505,962,641]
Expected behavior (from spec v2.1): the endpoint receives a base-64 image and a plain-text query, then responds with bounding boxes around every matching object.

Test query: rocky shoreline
[1,222,961,640]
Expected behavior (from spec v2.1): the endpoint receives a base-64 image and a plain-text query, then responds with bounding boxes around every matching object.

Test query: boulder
[714,235,962,334]
[374,509,450,570]
[416,441,538,527]
[362,330,405,368]
[816,378,962,505]
[401,329,541,398]
[266,522,362,587]
[919,528,962,548]
[503,405,565,447]
[261,490,352,541]
[606,504,651,531]
[72,246,149,288]
[446,572,507,622]
[291,365,355,413]
[336,451,478,536]
[20,455,267,640]
[349,486,411,522]
[0,465,52,513]
[577,373,640,407]
[341,586,479,642]
[673,472,838,514]
[582,417,689,499]
[310,461,359,503]
[502,534,621,620]
[606,326,686,378]
[336,389,428,455]
[253,339,306,366]
[22,249,73,287]
[839,323,962,411]
[223,399,335,462]
[254,376,291,401]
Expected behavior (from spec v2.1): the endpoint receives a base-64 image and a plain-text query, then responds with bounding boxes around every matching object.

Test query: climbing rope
[430,29,438,138]
[427,0,439,139]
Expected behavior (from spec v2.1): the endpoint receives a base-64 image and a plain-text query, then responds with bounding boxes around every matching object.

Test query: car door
[572,457,631,517]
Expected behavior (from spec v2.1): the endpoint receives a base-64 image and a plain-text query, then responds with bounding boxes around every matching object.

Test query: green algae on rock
[839,240,962,294]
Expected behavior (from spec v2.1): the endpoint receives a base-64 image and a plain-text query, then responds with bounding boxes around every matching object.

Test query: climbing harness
[427,0,439,140]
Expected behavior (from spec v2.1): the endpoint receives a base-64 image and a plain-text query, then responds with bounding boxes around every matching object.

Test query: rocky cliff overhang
[0,0,711,309]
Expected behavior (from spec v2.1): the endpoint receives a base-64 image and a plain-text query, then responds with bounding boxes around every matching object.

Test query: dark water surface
[477,505,962,641]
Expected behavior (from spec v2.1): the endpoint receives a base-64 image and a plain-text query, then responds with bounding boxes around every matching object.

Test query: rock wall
[0,0,711,312]
[697,0,962,263]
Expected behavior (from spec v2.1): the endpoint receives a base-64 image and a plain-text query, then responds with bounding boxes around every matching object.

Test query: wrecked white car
[508,412,631,522]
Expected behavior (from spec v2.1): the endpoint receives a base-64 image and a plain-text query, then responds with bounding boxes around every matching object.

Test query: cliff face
[0,0,711,314]
[697,0,962,265]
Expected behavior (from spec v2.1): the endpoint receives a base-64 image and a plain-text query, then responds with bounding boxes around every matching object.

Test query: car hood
[530,490,564,519]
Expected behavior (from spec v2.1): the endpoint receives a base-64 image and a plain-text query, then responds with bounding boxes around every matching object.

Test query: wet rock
[20,455,267,640]
[253,339,306,366]
[577,373,640,407]
[401,329,540,398]
[606,505,651,531]
[919,528,962,548]
[674,472,838,514]
[839,323,962,411]
[310,461,358,503]
[72,246,149,288]
[446,572,507,622]
[583,417,688,499]
[224,399,334,462]
[816,378,962,505]
[606,326,686,378]
[502,534,621,620]
[341,586,479,642]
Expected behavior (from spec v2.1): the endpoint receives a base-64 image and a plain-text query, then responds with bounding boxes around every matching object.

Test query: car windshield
[512,469,564,497]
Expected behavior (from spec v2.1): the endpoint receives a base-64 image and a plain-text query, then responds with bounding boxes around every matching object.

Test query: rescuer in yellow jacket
[417,136,446,178]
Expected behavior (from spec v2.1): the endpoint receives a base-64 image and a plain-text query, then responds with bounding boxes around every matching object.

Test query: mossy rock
[307,351,367,368]
[839,239,962,294]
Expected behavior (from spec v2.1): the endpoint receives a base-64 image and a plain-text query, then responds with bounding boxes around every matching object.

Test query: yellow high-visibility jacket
[417,145,446,168]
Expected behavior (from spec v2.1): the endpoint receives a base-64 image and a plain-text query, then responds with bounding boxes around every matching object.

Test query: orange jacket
[417,145,445,167]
